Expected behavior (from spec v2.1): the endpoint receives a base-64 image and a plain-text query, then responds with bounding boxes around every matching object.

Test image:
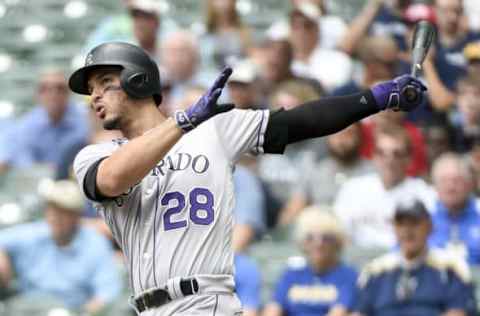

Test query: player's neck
[122,103,167,139]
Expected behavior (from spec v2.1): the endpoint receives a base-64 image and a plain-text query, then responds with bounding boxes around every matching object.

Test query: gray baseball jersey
[73,109,269,296]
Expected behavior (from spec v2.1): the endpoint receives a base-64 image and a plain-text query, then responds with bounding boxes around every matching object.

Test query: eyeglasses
[38,83,68,94]
[305,233,338,244]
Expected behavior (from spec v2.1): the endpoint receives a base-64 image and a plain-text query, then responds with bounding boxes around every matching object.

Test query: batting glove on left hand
[371,74,427,112]
[174,67,234,132]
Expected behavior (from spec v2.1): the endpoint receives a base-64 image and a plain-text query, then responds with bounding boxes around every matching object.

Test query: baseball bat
[402,20,436,103]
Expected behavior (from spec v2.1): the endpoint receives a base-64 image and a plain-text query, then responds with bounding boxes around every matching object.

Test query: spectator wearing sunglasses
[263,207,357,316]
[352,199,477,316]
[0,68,89,176]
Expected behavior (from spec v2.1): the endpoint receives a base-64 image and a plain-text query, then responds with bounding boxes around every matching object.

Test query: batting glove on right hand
[371,74,427,112]
[175,67,234,132]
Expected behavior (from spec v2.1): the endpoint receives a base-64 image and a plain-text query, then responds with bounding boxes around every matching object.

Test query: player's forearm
[97,118,183,197]
[264,91,378,153]
[337,0,383,55]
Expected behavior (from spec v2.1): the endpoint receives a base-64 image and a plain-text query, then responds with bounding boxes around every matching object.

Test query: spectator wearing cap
[266,0,347,50]
[463,41,480,79]
[0,180,122,313]
[0,68,89,176]
[339,0,412,55]
[288,1,353,91]
[83,0,177,60]
[353,199,477,316]
[228,59,261,110]
[429,153,480,265]
[334,125,434,248]
[449,75,480,153]
[263,207,357,316]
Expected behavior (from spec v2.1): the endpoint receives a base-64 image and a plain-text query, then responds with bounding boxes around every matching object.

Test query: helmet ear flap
[120,67,153,99]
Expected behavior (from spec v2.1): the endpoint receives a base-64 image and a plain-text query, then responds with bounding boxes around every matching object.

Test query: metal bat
[403,20,436,103]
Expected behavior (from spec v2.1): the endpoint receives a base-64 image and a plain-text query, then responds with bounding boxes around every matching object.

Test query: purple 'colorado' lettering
[151,153,209,176]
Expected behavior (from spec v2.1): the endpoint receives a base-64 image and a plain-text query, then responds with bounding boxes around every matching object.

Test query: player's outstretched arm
[90,68,234,199]
[263,75,426,154]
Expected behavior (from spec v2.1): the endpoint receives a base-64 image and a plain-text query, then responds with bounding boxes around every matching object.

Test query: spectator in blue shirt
[429,153,480,265]
[232,165,266,252]
[234,254,262,316]
[263,207,357,316]
[0,68,90,175]
[353,199,477,316]
[0,180,122,313]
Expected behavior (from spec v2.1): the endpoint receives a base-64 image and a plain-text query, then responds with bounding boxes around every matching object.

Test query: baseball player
[69,41,426,316]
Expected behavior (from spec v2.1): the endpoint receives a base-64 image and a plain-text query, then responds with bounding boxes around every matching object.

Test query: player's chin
[103,116,121,130]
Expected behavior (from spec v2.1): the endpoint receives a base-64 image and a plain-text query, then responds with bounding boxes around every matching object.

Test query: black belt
[134,278,199,312]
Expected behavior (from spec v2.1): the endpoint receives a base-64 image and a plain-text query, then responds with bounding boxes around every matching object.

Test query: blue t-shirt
[234,254,261,311]
[0,221,122,308]
[429,197,480,265]
[272,261,357,316]
[355,250,477,316]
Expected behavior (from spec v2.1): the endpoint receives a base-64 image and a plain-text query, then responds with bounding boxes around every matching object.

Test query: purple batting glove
[174,67,234,132]
[371,74,427,111]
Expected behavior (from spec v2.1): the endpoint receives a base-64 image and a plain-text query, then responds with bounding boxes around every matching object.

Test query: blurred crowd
[2,0,480,315]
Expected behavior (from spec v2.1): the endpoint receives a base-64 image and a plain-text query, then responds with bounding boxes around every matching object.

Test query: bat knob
[402,85,420,104]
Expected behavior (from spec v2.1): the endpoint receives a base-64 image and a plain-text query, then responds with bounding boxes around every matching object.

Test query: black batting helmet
[69,42,162,105]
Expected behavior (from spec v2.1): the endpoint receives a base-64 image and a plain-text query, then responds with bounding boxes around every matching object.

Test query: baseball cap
[464,42,480,62]
[38,179,84,213]
[394,199,430,221]
[403,3,436,25]
[291,1,321,22]
[128,0,162,16]
[229,60,258,84]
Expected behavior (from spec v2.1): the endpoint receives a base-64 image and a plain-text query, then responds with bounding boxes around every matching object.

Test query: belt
[134,278,199,312]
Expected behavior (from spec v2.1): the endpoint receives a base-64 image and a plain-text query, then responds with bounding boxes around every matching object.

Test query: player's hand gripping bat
[402,20,436,104]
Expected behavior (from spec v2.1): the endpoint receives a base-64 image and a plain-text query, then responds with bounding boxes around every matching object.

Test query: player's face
[303,232,341,270]
[394,216,431,259]
[87,68,129,130]
[45,204,80,247]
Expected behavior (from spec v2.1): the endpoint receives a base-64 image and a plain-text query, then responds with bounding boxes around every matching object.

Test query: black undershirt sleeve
[84,157,111,202]
[263,90,379,154]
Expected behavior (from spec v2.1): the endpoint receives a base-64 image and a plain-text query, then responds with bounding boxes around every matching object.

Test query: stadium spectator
[334,125,434,248]
[339,0,412,55]
[257,81,326,225]
[199,0,252,71]
[433,0,480,89]
[450,75,480,152]
[227,59,261,110]
[0,68,89,176]
[263,207,357,316]
[0,180,122,313]
[288,1,353,91]
[429,153,480,265]
[160,30,213,110]
[82,0,177,58]
[232,165,267,252]
[423,119,453,171]
[257,39,323,101]
[332,36,400,96]
[234,254,262,316]
[353,199,477,316]
[279,123,374,225]
[465,141,480,195]
[463,41,480,79]
[266,0,347,50]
